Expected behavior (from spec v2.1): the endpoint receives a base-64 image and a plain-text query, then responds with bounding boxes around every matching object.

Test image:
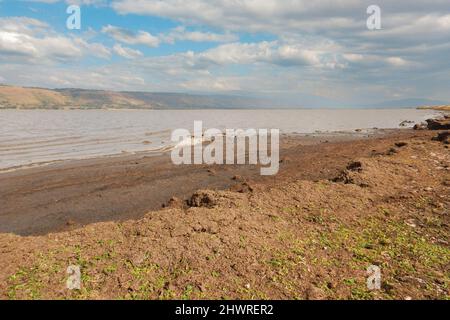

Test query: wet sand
[0,129,423,236]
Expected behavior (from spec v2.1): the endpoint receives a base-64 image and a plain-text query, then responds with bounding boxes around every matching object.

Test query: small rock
[400,276,427,289]
[387,148,398,155]
[399,120,414,127]
[347,161,363,172]
[130,254,146,266]
[405,219,417,228]
[432,131,450,144]
[188,191,219,208]
[413,123,427,130]
[426,118,450,130]
[395,142,408,148]
[163,196,184,209]
[279,156,291,164]
[230,182,254,193]
[305,286,326,300]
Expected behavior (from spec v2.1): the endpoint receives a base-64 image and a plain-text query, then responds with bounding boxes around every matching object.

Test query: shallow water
[0,109,438,170]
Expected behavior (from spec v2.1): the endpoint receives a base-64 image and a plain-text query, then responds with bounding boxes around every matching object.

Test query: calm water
[0,109,438,170]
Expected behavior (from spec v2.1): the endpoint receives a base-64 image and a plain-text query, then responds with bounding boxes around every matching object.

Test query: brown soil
[0,131,392,236]
[0,129,449,300]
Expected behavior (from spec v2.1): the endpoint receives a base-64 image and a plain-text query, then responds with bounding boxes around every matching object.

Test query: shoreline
[0,128,410,174]
[0,127,448,299]
[0,128,431,236]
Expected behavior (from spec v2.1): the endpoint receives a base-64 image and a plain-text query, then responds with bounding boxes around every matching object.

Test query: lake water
[0,109,439,170]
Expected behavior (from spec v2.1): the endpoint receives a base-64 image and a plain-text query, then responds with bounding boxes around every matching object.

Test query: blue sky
[0,0,449,106]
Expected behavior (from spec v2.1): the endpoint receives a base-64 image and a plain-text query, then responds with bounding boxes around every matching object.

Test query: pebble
[405,219,417,228]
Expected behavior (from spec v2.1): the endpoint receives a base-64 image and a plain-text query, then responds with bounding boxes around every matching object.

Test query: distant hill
[0,85,270,110]
[1,85,447,110]
[0,85,70,109]
[417,105,450,111]
[364,98,449,109]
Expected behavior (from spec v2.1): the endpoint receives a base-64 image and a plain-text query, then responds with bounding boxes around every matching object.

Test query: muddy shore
[1,130,410,236]
[0,128,448,300]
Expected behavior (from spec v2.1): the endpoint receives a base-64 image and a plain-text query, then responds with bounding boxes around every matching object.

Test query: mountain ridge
[0,85,447,109]
[0,85,272,109]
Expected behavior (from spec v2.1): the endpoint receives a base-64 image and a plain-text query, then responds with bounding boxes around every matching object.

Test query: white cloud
[111,0,450,36]
[102,25,160,47]
[0,30,83,62]
[187,41,344,69]
[0,17,111,63]
[161,26,237,44]
[342,53,411,68]
[198,42,274,65]
[4,1,450,103]
[1,63,147,90]
[0,17,49,35]
[181,76,241,91]
[113,43,143,59]
[386,56,409,67]
[102,24,237,46]
[342,53,364,62]
[76,39,111,59]
[26,0,107,5]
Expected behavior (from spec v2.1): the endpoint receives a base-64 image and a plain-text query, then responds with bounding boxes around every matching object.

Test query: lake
[0,109,438,170]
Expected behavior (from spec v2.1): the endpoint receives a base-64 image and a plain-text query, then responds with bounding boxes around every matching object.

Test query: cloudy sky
[0,0,449,106]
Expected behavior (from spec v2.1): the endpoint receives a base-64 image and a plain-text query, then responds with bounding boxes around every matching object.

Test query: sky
[0,0,449,106]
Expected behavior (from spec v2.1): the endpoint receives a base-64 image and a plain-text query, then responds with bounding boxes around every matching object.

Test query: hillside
[364,98,449,109]
[2,85,448,110]
[0,85,267,110]
[0,85,70,109]
[417,105,450,111]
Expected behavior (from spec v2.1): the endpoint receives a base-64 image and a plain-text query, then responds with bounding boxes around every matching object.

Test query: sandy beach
[0,127,448,299]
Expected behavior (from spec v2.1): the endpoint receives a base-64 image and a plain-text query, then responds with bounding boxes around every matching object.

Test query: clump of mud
[188,190,220,208]
[162,197,185,209]
[432,132,450,144]
[332,161,369,187]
